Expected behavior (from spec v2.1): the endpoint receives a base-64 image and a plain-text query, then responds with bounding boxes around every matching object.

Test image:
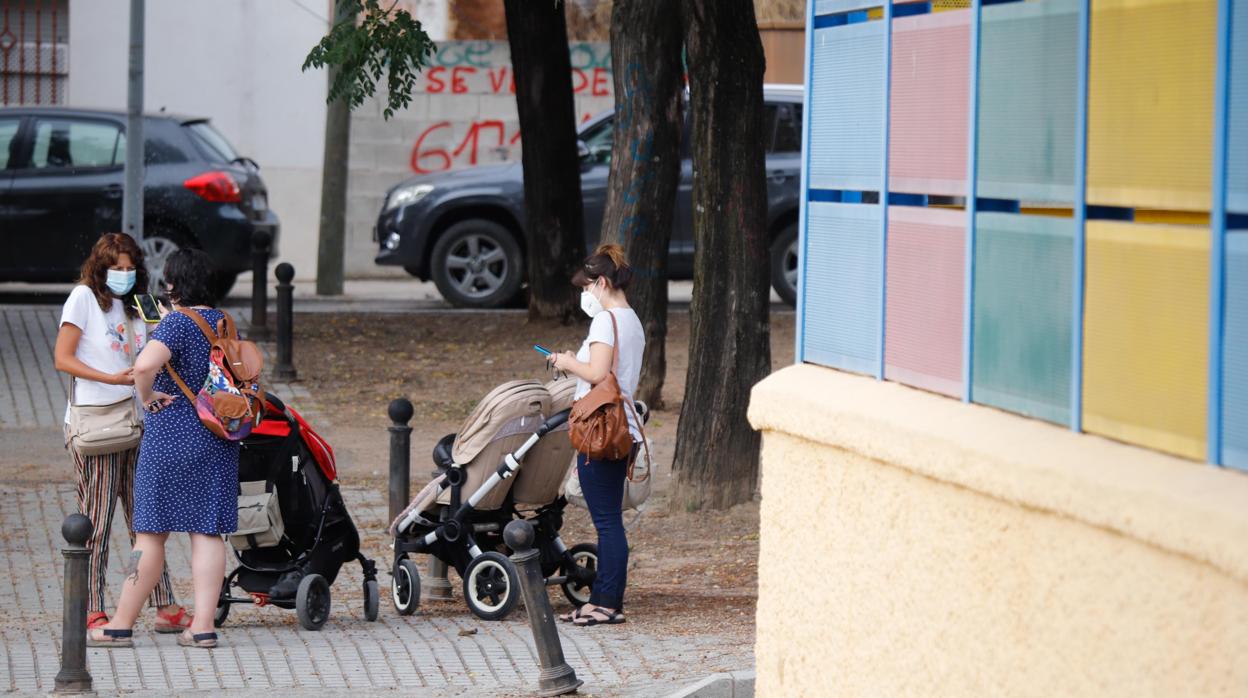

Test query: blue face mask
[106,269,136,296]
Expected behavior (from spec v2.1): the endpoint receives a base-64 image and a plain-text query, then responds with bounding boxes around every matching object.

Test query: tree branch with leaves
[303,0,437,120]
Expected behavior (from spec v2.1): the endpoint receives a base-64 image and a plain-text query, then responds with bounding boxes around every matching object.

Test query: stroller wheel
[214,576,231,628]
[296,574,332,631]
[214,601,230,629]
[560,543,599,607]
[364,579,381,622]
[463,551,520,621]
[392,558,421,616]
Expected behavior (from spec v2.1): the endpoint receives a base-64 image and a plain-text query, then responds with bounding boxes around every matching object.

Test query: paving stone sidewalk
[0,305,752,696]
[0,305,314,429]
[0,481,748,696]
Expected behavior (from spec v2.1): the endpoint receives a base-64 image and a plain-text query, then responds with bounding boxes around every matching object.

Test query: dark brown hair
[571,243,633,291]
[162,248,218,308]
[77,233,148,318]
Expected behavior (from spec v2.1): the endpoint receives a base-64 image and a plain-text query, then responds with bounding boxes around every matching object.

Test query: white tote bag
[564,436,655,516]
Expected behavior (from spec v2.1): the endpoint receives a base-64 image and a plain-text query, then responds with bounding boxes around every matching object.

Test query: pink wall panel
[885,206,966,397]
[889,10,971,196]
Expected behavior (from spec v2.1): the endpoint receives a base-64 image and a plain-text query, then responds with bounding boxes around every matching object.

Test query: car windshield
[579,116,613,163]
[186,121,238,163]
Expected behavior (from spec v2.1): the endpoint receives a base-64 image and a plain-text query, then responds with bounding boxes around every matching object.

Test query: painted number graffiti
[409,114,601,175]
[410,120,520,174]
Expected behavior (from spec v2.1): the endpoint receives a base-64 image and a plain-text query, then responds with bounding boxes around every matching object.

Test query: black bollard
[503,520,583,697]
[249,230,272,342]
[55,514,93,694]
[273,262,297,381]
[388,398,414,523]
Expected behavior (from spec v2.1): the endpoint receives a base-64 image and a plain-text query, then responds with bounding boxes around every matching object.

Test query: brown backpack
[568,312,640,462]
[165,308,265,441]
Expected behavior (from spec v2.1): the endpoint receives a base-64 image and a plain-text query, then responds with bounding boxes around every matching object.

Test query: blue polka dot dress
[133,308,239,535]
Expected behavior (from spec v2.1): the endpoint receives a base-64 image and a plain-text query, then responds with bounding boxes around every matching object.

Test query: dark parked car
[375,85,803,307]
[0,107,279,297]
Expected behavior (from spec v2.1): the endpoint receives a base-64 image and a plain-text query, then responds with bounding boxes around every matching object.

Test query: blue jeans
[577,451,629,610]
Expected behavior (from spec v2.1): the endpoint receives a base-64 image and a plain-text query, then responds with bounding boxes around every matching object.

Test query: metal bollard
[249,230,272,342]
[503,520,583,697]
[55,514,93,694]
[388,398,414,523]
[273,262,297,381]
[424,556,454,601]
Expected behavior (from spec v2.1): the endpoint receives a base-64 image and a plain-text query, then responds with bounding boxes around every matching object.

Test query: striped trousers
[70,443,177,614]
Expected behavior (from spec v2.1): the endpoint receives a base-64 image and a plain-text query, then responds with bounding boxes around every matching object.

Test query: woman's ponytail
[572,243,633,290]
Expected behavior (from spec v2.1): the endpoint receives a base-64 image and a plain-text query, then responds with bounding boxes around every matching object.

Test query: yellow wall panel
[1083,222,1209,460]
[1087,0,1215,211]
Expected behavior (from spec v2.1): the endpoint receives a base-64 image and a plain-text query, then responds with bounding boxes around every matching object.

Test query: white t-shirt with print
[573,307,646,442]
[60,285,148,422]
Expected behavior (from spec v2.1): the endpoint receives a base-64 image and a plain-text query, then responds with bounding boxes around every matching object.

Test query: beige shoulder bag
[66,317,143,457]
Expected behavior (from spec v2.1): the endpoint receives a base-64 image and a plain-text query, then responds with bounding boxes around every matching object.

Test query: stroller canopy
[545,377,576,413]
[451,380,550,465]
[251,397,338,481]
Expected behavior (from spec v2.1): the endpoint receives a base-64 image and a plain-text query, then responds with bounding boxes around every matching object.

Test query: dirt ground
[296,308,796,639]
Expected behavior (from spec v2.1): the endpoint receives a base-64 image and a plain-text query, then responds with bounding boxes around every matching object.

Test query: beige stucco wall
[748,364,1248,697]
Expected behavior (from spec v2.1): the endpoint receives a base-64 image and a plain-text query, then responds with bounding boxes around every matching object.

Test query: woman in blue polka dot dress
[89,249,237,650]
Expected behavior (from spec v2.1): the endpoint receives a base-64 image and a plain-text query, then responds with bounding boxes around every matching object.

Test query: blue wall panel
[1228,0,1248,213]
[1223,231,1248,470]
[809,22,887,191]
[803,202,883,375]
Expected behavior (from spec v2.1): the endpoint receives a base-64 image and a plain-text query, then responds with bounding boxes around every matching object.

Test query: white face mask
[106,269,136,296]
[580,284,604,318]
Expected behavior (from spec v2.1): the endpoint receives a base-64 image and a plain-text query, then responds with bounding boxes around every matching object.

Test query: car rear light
[183,171,241,203]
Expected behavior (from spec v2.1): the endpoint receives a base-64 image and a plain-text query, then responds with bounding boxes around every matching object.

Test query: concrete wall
[344,40,614,277]
[67,0,339,279]
[748,364,1248,697]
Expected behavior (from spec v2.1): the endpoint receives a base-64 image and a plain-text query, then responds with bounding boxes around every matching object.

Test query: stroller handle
[540,408,571,433]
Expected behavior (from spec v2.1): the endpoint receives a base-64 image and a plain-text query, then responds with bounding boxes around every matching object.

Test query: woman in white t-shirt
[548,243,645,627]
[53,233,188,634]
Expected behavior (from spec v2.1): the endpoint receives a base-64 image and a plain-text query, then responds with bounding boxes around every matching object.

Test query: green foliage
[303,0,437,120]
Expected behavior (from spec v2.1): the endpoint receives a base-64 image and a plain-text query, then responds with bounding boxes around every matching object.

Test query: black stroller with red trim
[213,393,380,630]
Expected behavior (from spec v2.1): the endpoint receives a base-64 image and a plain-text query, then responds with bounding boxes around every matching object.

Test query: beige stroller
[388,378,599,620]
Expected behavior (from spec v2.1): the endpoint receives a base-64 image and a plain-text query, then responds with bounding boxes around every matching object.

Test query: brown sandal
[177,630,218,649]
[86,627,134,648]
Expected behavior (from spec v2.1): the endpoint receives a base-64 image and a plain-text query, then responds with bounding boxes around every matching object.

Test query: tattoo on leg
[123,550,142,583]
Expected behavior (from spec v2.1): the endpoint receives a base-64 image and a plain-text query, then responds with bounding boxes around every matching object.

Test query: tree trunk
[670,0,771,511]
[503,0,585,321]
[316,63,350,296]
[598,0,684,409]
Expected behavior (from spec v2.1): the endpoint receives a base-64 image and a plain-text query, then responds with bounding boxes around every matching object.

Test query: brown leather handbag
[568,311,636,461]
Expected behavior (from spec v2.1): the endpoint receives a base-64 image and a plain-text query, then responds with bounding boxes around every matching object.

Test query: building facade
[749,0,1248,693]
[19,0,610,282]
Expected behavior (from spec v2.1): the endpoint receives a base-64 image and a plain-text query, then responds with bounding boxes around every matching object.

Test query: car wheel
[769,223,799,307]
[139,233,184,295]
[430,219,524,308]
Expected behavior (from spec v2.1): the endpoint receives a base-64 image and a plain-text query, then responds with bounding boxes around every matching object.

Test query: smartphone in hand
[133,294,162,323]
[533,344,553,357]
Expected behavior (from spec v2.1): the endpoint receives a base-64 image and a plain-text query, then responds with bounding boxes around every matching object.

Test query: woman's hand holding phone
[144,391,176,413]
[548,350,577,371]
